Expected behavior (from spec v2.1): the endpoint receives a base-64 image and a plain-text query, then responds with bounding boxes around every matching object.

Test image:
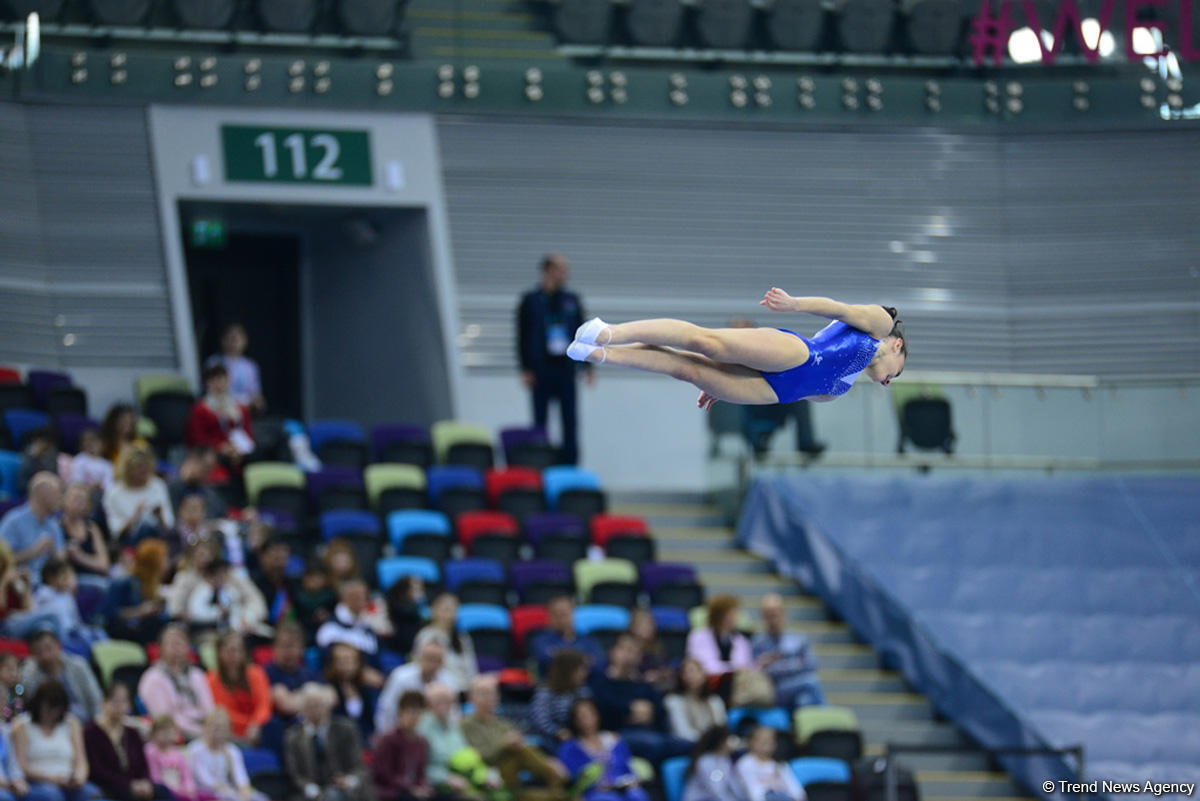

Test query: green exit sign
[221,125,372,186]
[190,219,226,248]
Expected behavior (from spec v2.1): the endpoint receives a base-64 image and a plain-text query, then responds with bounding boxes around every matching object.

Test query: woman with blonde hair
[103,538,168,643]
[102,446,173,543]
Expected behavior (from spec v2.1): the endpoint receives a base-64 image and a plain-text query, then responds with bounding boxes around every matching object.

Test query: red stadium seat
[0,367,20,384]
[484,467,543,507]
[510,604,550,655]
[0,638,29,658]
[590,514,649,548]
[456,510,520,550]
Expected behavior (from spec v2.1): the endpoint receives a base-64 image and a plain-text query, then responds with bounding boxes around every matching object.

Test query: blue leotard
[760,320,880,402]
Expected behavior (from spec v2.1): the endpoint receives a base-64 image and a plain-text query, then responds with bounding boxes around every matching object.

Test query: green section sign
[189,218,227,248]
[221,125,372,186]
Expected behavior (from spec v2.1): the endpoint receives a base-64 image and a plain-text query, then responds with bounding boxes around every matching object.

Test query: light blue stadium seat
[651,606,691,631]
[790,757,852,786]
[457,603,511,632]
[574,604,630,635]
[377,556,440,590]
[387,510,451,550]
[0,451,21,498]
[660,756,689,801]
[727,706,792,734]
[542,466,601,506]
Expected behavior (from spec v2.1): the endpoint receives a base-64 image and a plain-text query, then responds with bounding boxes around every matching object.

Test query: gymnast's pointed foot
[566,341,606,363]
[574,317,612,346]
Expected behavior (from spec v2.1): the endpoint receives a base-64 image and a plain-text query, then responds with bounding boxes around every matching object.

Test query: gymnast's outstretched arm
[760,288,895,339]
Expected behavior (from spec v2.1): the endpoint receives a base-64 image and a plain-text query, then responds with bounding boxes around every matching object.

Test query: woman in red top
[184,365,254,465]
[206,631,271,747]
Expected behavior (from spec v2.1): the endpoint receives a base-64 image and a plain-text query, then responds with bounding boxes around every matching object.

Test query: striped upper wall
[0,103,176,369]
[437,117,1200,377]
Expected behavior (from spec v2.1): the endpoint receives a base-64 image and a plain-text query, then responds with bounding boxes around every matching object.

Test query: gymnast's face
[869,337,906,386]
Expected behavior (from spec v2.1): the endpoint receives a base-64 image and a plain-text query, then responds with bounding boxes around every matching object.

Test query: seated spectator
[185,709,267,801]
[10,680,100,801]
[167,448,226,521]
[0,473,65,583]
[588,634,690,763]
[169,492,215,563]
[327,642,380,743]
[32,559,106,655]
[685,595,757,691]
[99,404,142,465]
[166,539,220,620]
[682,726,747,801]
[413,593,477,693]
[19,430,62,496]
[323,540,363,586]
[750,594,824,708]
[265,622,318,722]
[417,683,478,799]
[376,640,457,738]
[372,691,435,801]
[102,447,173,544]
[733,726,805,801]
[83,682,171,801]
[664,658,727,742]
[628,610,673,691]
[207,632,271,747]
[103,538,168,644]
[144,716,203,801]
[384,575,426,656]
[67,430,113,493]
[531,595,605,676]
[184,365,254,466]
[317,578,389,657]
[58,484,110,587]
[0,651,27,724]
[0,714,43,801]
[293,563,337,634]
[283,683,372,801]
[528,649,591,745]
[138,623,215,741]
[249,537,293,628]
[207,323,266,414]
[0,541,60,642]
[20,629,102,723]
[463,675,567,801]
[185,559,269,639]
[556,698,649,801]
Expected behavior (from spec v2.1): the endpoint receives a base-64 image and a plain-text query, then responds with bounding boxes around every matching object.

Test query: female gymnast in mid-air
[566,287,907,409]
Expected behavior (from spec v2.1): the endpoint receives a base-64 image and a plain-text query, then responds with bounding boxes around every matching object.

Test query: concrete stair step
[858,720,974,751]
[814,652,880,669]
[611,502,723,517]
[915,771,1027,798]
[818,668,909,694]
[826,692,934,720]
[860,751,995,772]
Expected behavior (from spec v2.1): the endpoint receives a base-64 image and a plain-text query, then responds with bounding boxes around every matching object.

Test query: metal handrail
[882,743,1088,801]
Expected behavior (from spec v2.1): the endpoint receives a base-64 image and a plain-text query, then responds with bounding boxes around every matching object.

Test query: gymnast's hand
[697,391,718,411]
[760,286,796,312]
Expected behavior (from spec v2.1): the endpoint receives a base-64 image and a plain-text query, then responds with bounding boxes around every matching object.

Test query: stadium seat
[511,561,573,604]
[26,370,71,407]
[45,386,87,417]
[386,509,451,551]
[142,391,194,452]
[109,663,148,697]
[242,748,281,775]
[727,706,792,736]
[377,556,440,591]
[641,563,698,594]
[510,605,550,656]
[523,512,586,546]
[536,535,589,567]
[574,558,637,603]
[660,756,689,801]
[432,421,495,470]
[134,374,190,408]
[500,426,558,470]
[0,385,34,419]
[542,466,601,506]
[365,464,427,515]
[574,604,630,636]
[486,467,545,517]
[590,514,649,548]
[250,771,292,800]
[795,706,863,762]
[0,639,29,658]
[458,603,513,664]
[605,535,657,564]
[427,466,486,519]
[457,603,511,632]
[444,559,507,604]
[92,639,147,689]
[319,509,381,541]
[0,367,19,384]
[371,423,433,468]
[3,410,49,449]
[308,419,368,469]
[0,451,20,498]
[53,413,97,454]
[244,462,305,505]
[456,511,520,549]
[689,605,754,632]
[650,606,690,631]
[790,757,852,787]
[307,466,367,511]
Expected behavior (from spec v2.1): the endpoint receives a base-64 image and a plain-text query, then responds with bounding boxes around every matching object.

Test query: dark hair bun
[882,305,899,320]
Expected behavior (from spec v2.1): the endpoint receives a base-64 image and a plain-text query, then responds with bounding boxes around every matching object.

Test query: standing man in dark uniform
[517,253,594,465]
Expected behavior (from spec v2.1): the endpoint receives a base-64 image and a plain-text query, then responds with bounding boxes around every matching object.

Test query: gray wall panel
[438,117,1200,378]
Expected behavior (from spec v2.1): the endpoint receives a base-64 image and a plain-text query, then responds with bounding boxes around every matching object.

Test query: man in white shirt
[374,640,458,737]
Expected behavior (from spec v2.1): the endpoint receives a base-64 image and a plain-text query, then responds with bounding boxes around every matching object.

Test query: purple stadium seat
[26,370,71,407]
[53,413,98,454]
[640,563,698,593]
[500,426,548,451]
[522,512,586,546]
[511,560,572,594]
[371,423,431,463]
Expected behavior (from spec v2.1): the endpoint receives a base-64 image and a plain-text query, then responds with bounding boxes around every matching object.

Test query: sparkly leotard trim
[759,320,880,403]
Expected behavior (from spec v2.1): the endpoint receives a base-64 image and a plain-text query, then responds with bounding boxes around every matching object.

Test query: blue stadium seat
[4,409,50,448]
[542,466,601,506]
[387,510,451,550]
[574,604,630,635]
[651,606,691,631]
[377,556,439,590]
[660,756,689,801]
[790,757,852,786]
[444,559,506,592]
[319,509,381,541]
[0,451,21,498]
[306,419,367,451]
[242,748,281,776]
[728,706,792,734]
[427,466,484,504]
[456,603,511,632]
